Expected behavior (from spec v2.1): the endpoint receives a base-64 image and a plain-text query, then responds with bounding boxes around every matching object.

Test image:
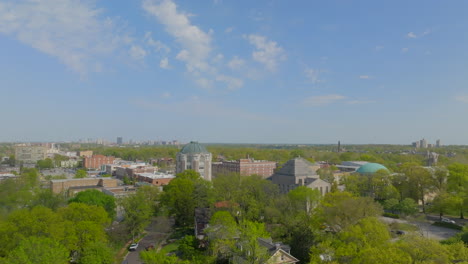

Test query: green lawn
[160,242,179,254]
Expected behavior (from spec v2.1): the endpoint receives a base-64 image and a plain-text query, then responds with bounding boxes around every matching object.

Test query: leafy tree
[205,211,238,260]
[29,189,66,211]
[320,192,383,232]
[140,250,190,264]
[288,186,321,216]
[401,164,433,213]
[162,170,214,226]
[216,174,278,222]
[447,163,468,219]
[69,189,116,219]
[75,169,88,179]
[235,221,270,264]
[383,198,399,213]
[397,198,419,216]
[429,192,452,220]
[78,241,113,264]
[396,235,452,264]
[177,235,214,263]
[2,236,69,264]
[36,158,54,169]
[58,203,110,252]
[120,188,153,240]
[310,217,398,264]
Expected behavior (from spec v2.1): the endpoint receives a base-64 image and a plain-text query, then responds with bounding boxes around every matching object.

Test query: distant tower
[420,138,428,148]
[117,137,123,145]
[436,139,441,148]
[338,141,341,152]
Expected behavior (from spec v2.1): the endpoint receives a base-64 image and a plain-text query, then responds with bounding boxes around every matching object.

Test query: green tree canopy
[69,189,116,219]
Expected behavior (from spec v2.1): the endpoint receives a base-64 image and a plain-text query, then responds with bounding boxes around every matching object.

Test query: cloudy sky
[0,0,467,144]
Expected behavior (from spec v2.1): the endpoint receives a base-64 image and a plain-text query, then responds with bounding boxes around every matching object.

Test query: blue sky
[1,0,468,144]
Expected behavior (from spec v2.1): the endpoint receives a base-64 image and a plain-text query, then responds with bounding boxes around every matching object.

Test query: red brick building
[83,155,115,169]
[212,158,277,178]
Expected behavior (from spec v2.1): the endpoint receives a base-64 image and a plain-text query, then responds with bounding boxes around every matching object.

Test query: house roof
[274,157,317,178]
[257,238,299,263]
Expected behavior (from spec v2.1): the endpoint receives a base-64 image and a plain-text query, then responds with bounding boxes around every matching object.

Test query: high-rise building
[15,145,47,164]
[436,139,441,148]
[176,141,212,181]
[117,137,123,145]
[420,138,428,148]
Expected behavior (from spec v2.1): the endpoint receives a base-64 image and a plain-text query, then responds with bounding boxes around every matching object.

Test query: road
[380,216,461,240]
[123,216,174,264]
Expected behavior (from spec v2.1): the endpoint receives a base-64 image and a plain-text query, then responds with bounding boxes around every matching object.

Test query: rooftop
[180,141,209,154]
[356,163,389,174]
[274,157,318,178]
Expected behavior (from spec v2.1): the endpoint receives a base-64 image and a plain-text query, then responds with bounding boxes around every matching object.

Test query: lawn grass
[388,222,419,232]
[160,242,179,254]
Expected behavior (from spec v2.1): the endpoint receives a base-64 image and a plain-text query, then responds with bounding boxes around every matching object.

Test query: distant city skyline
[1,1,468,144]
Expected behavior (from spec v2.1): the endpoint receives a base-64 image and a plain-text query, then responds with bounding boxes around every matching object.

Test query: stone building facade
[271,157,331,195]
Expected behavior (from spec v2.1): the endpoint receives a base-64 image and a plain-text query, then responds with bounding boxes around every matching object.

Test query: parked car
[441,218,456,224]
[396,230,406,235]
[129,243,139,251]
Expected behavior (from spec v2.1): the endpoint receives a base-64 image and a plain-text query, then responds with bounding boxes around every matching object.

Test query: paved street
[380,216,462,240]
[124,216,174,264]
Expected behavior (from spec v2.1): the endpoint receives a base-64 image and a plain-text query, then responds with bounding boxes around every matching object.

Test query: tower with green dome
[176,141,212,181]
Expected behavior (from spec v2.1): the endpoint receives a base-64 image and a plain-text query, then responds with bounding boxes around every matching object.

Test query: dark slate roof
[274,157,317,178]
[180,141,209,154]
[258,238,291,255]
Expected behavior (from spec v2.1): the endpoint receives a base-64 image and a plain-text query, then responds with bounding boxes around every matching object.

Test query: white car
[441,218,456,224]
[129,243,139,251]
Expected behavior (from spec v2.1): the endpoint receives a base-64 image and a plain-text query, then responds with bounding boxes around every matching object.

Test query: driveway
[124,216,174,264]
[380,216,461,240]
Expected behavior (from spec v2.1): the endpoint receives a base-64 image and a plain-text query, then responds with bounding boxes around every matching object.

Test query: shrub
[383,212,399,219]
[432,221,463,230]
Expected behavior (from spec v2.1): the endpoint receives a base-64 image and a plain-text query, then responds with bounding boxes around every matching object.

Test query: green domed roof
[356,163,388,174]
[180,141,209,154]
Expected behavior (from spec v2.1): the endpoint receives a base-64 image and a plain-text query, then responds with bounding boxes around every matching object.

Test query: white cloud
[402,47,409,53]
[407,29,431,39]
[227,56,245,70]
[195,78,213,89]
[302,94,345,106]
[159,57,170,69]
[359,75,372,79]
[144,31,171,53]
[143,0,243,90]
[304,68,323,84]
[0,0,132,76]
[455,95,468,103]
[143,0,211,73]
[129,45,147,60]
[375,45,384,51]
[216,74,243,91]
[407,32,417,39]
[346,100,375,105]
[246,34,286,71]
[225,27,234,33]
